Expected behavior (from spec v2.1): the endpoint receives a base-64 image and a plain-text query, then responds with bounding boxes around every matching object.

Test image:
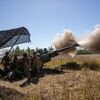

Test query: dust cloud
[53,25,100,53]
[52,30,76,49]
[78,26,100,51]
[52,30,77,56]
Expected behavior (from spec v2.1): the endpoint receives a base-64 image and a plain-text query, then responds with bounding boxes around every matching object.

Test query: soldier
[10,54,18,70]
[4,54,23,81]
[21,53,30,78]
[22,53,31,82]
[37,53,43,74]
[1,52,11,75]
[30,52,38,77]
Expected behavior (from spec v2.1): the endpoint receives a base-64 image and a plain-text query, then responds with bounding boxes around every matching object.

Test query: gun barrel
[56,43,80,53]
[40,43,80,64]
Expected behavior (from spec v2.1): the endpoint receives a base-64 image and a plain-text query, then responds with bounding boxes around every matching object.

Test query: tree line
[11,46,54,56]
[8,46,99,56]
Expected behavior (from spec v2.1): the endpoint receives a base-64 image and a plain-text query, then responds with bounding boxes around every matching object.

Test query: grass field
[45,54,100,70]
[0,54,100,100]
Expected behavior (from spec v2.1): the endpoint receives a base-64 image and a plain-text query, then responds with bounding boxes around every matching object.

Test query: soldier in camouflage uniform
[30,52,38,77]
[21,53,30,78]
[1,52,11,75]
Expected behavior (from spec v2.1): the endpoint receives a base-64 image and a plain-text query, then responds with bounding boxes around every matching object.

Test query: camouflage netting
[0,27,30,49]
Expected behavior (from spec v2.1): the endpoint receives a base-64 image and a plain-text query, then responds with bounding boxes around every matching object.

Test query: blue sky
[0,0,100,49]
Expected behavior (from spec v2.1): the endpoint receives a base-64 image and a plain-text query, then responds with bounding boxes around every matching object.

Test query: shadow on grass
[60,61,81,70]
[20,68,65,87]
[41,68,65,75]
[60,61,100,70]
[0,86,28,100]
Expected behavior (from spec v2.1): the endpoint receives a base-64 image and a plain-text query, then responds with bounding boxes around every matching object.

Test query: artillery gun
[39,43,80,66]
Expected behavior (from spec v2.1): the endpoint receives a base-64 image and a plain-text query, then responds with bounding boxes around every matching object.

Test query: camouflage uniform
[30,52,38,77]
[22,53,30,77]
[10,55,18,70]
[37,55,43,74]
[1,52,11,71]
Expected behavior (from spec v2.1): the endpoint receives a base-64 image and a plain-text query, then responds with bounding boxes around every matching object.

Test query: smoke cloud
[53,25,100,52]
[78,26,100,51]
[52,30,76,49]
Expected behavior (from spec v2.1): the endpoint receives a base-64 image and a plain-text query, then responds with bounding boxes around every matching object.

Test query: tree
[20,49,25,56]
[26,47,31,55]
[36,48,44,54]
[48,46,54,52]
[14,46,20,55]
[77,49,93,55]
[43,48,48,53]
[30,49,34,55]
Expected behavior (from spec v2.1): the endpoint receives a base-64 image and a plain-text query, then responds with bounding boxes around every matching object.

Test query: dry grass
[28,70,100,100]
[27,54,100,100]
[45,54,100,70]
[0,54,100,100]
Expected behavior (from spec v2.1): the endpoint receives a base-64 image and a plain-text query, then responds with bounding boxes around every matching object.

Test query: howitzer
[39,43,80,64]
